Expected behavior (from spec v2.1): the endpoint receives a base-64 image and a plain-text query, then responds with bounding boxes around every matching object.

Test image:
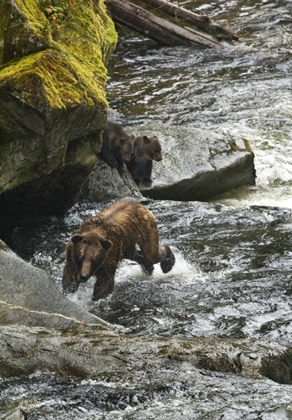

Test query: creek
[1,0,292,418]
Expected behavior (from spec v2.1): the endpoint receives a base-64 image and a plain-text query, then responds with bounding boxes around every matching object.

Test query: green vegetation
[0,0,118,109]
[0,0,118,194]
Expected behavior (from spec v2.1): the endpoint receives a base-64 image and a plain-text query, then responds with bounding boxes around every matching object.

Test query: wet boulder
[126,123,255,201]
[0,240,110,330]
[0,0,117,236]
[1,323,292,386]
[0,408,26,420]
[81,155,143,201]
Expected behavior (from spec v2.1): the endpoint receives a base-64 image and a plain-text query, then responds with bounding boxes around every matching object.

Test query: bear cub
[62,199,175,301]
[127,135,162,186]
[100,121,135,174]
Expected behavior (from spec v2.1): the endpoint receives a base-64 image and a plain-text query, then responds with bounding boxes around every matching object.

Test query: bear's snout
[79,273,89,283]
[79,259,93,282]
[123,152,132,163]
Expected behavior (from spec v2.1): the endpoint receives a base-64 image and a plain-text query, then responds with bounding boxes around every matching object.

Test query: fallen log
[144,0,239,41]
[109,0,238,49]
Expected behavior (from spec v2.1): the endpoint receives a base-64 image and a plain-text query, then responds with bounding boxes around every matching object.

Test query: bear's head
[71,232,112,283]
[143,136,162,162]
[118,134,135,163]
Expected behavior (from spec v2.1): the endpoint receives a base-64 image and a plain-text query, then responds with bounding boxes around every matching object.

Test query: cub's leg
[114,152,125,174]
[142,161,153,186]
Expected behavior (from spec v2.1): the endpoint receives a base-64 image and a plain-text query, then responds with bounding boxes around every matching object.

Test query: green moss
[0,0,51,65]
[0,0,117,197]
[0,0,117,109]
[49,0,117,95]
[0,2,10,63]
[15,0,49,33]
[42,0,118,70]
[0,49,106,109]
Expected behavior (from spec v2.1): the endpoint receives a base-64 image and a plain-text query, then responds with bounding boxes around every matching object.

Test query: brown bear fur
[62,199,175,301]
[126,135,162,186]
[100,121,135,174]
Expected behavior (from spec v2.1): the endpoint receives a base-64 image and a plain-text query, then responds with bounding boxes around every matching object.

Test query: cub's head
[119,134,135,163]
[143,136,162,162]
[71,233,112,283]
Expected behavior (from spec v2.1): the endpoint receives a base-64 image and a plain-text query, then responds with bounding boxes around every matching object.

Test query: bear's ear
[71,234,83,244]
[101,239,112,251]
[143,136,151,144]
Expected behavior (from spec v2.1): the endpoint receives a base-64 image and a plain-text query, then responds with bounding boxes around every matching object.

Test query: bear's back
[100,199,155,227]
[78,200,156,242]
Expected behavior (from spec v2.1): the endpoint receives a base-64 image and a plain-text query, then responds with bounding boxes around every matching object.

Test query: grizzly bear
[62,199,175,301]
[126,135,162,186]
[100,121,135,174]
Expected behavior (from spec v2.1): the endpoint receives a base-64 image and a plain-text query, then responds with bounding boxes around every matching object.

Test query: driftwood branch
[109,0,238,49]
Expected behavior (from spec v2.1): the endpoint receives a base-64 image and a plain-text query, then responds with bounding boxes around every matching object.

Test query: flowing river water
[1,0,292,418]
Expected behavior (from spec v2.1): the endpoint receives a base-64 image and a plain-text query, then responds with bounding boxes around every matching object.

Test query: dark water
[2,0,292,418]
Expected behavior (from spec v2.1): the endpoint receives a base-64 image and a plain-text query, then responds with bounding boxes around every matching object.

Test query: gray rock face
[126,124,255,201]
[81,156,143,201]
[0,408,26,420]
[0,240,110,330]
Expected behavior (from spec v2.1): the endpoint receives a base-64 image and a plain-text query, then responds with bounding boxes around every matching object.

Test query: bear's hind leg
[159,245,175,273]
[138,217,175,274]
[125,246,154,275]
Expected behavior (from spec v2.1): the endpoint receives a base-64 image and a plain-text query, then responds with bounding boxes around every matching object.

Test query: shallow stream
[1,0,292,418]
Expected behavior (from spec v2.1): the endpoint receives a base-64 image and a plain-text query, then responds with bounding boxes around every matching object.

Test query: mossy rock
[0,0,118,126]
[0,0,118,235]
